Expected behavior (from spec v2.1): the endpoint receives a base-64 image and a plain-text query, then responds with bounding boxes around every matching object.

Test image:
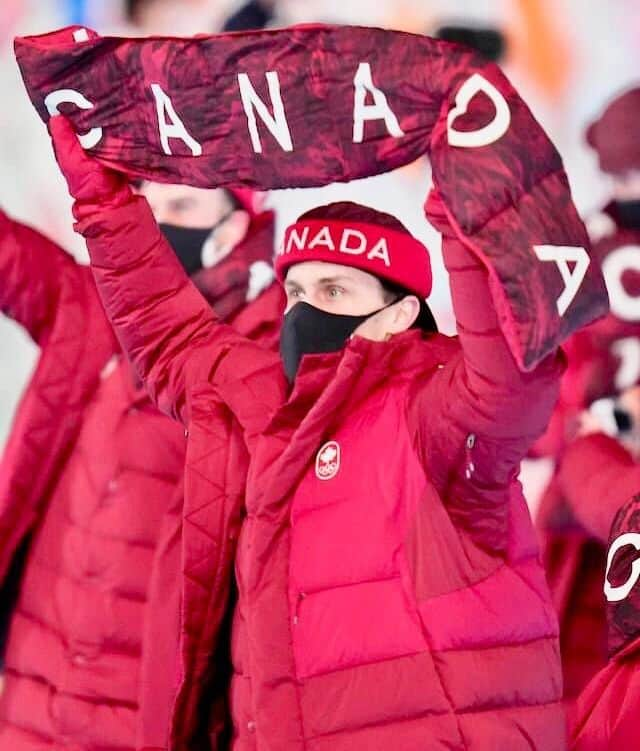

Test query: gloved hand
[48,116,132,223]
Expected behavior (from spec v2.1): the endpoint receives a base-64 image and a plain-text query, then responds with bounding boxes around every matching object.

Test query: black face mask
[614,200,640,231]
[279,301,390,382]
[159,224,211,276]
[159,210,235,276]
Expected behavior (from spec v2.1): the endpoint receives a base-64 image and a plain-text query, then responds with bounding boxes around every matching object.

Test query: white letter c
[44,89,103,149]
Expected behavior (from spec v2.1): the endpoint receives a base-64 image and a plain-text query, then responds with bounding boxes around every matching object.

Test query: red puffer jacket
[76,189,567,751]
[535,205,640,701]
[0,209,283,751]
[570,635,640,751]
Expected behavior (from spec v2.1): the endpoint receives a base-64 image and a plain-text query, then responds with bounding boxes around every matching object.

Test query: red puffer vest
[0,209,283,751]
[535,204,640,702]
[78,194,567,751]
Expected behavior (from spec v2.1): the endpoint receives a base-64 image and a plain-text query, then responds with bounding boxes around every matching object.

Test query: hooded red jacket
[71,186,567,750]
[0,208,282,751]
[536,205,640,700]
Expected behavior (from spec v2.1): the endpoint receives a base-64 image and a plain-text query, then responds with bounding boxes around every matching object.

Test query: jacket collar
[286,328,454,417]
[254,330,457,521]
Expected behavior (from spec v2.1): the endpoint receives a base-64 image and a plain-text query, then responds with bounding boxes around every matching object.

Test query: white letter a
[353,62,404,143]
[151,83,202,157]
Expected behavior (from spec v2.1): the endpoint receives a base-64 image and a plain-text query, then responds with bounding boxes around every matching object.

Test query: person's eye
[327,286,344,298]
[288,288,303,299]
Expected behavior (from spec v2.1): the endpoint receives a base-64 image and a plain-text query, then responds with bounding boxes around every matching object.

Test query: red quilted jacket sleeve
[411,193,564,548]
[558,433,640,543]
[0,209,83,344]
[77,194,283,427]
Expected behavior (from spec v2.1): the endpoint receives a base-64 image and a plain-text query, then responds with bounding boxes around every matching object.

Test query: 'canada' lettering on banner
[43,61,511,160]
[15,24,521,183]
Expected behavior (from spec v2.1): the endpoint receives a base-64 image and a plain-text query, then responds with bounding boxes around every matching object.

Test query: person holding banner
[0,185,282,751]
[50,121,571,751]
[535,86,640,704]
[14,22,608,751]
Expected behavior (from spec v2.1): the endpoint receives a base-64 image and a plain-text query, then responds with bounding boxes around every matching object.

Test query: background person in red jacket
[535,85,640,703]
[570,490,640,750]
[46,113,575,750]
[0,182,282,751]
[549,384,640,569]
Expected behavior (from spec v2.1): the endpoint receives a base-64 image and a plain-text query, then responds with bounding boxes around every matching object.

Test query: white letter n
[353,62,404,144]
[238,72,293,153]
[151,83,202,157]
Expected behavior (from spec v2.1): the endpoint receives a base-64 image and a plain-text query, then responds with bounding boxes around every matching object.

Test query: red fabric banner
[14,24,608,369]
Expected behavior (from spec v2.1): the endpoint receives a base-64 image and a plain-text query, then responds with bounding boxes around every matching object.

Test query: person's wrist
[72,182,133,224]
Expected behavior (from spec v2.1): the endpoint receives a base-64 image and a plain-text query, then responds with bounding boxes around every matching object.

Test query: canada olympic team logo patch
[315,441,340,480]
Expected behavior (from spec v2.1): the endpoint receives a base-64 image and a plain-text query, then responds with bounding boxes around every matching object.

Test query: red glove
[47,116,132,222]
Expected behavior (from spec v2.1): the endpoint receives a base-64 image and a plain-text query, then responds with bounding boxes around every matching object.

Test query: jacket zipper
[464,433,476,479]
[293,592,307,625]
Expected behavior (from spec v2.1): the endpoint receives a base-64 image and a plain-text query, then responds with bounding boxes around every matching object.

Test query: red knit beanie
[586,87,640,174]
[275,202,432,298]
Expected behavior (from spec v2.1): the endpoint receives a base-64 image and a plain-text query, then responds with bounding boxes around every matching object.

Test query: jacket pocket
[291,575,427,680]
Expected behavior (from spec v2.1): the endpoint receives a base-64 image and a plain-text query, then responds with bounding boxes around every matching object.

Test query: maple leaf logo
[319,446,337,464]
[315,441,340,480]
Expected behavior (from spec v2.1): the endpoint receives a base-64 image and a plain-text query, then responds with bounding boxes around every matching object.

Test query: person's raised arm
[559,433,640,543]
[48,116,281,426]
[0,207,85,344]
[410,191,564,549]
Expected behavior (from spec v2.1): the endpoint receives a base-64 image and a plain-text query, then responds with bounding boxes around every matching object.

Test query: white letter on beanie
[238,72,294,154]
[367,238,391,267]
[447,73,511,148]
[340,229,367,255]
[353,62,405,144]
[533,245,590,316]
[44,89,103,149]
[308,226,335,251]
[605,532,640,602]
[286,226,309,254]
[601,245,640,322]
[151,83,202,157]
